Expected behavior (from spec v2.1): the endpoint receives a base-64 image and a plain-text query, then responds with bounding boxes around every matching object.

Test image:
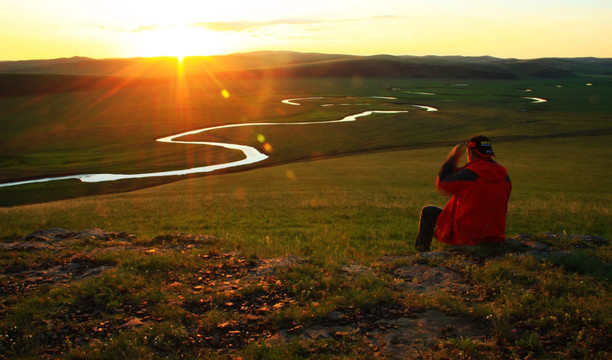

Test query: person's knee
[422,205,441,217]
[421,205,433,216]
[421,205,442,225]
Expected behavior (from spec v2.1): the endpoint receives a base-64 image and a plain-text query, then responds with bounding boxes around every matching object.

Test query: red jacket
[435,157,511,245]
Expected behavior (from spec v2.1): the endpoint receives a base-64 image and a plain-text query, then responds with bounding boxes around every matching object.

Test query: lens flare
[221,89,230,99]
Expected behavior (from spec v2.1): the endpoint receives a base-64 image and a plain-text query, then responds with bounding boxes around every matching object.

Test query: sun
[136,24,228,59]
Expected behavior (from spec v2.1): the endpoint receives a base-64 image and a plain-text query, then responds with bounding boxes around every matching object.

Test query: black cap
[467,135,495,157]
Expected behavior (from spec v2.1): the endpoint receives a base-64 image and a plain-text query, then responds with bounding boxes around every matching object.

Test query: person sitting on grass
[415,135,512,252]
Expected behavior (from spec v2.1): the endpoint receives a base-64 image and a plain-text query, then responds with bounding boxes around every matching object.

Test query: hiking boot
[415,236,431,252]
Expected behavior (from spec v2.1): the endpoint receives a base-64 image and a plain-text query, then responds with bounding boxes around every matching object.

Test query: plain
[0,75,610,248]
[0,60,611,358]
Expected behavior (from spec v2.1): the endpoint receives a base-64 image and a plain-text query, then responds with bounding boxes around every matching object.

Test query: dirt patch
[265,307,486,359]
[367,310,487,359]
[1,229,609,358]
[394,264,472,294]
[253,256,306,276]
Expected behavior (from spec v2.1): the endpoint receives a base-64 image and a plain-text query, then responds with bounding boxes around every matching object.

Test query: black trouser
[415,205,443,251]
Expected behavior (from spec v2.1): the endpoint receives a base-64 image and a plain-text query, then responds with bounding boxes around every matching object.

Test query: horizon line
[1,50,611,63]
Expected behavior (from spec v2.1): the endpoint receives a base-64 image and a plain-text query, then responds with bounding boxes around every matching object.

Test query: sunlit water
[1,92,547,188]
[0,96,438,188]
[521,97,547,104]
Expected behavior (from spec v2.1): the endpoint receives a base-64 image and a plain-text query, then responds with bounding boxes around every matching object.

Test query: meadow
[0,68,611,358]
[1,75,610,242]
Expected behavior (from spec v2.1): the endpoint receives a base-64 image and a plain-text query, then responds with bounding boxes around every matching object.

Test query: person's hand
[447,143,465,166]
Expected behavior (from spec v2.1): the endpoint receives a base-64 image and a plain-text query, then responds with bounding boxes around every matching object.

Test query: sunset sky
[1,0,610,61]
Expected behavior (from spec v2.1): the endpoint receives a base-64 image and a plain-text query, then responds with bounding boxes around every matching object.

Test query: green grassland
[1,133,610,257]
[1,74,611,241]
[0,65,611,358]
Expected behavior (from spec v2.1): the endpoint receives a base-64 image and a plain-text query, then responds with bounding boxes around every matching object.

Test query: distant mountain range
[1,52,611,96]
[1,51,611,79]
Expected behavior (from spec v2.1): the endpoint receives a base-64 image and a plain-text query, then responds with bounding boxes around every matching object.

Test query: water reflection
[1,97,434,188]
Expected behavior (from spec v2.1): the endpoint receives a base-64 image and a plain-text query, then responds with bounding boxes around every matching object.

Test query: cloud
[132,25,161,32]
[102,16,402,34]
[99,25,162,32]
[193,19,322,32]
[369,15,401,20]
[193,16,401,33]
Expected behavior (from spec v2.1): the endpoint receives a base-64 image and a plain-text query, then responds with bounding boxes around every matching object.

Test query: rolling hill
[1,52,611,94]
[1,52,610,98]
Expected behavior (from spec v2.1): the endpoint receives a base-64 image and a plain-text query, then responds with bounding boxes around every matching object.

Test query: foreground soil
[0,228,610,359]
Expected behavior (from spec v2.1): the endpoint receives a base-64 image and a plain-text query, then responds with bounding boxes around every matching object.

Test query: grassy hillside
[0,52,611,360]
[2,133,610,249]
[1,73,611,206]
[0,137,610,359]
[1,52,611,78]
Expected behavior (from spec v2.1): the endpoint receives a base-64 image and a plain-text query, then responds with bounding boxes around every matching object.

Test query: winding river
[0,96,438,188]
[522,97,547,104]
[0,92,547,189]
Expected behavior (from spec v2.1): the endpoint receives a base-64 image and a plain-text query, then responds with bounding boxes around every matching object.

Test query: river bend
[0,97,437,188]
